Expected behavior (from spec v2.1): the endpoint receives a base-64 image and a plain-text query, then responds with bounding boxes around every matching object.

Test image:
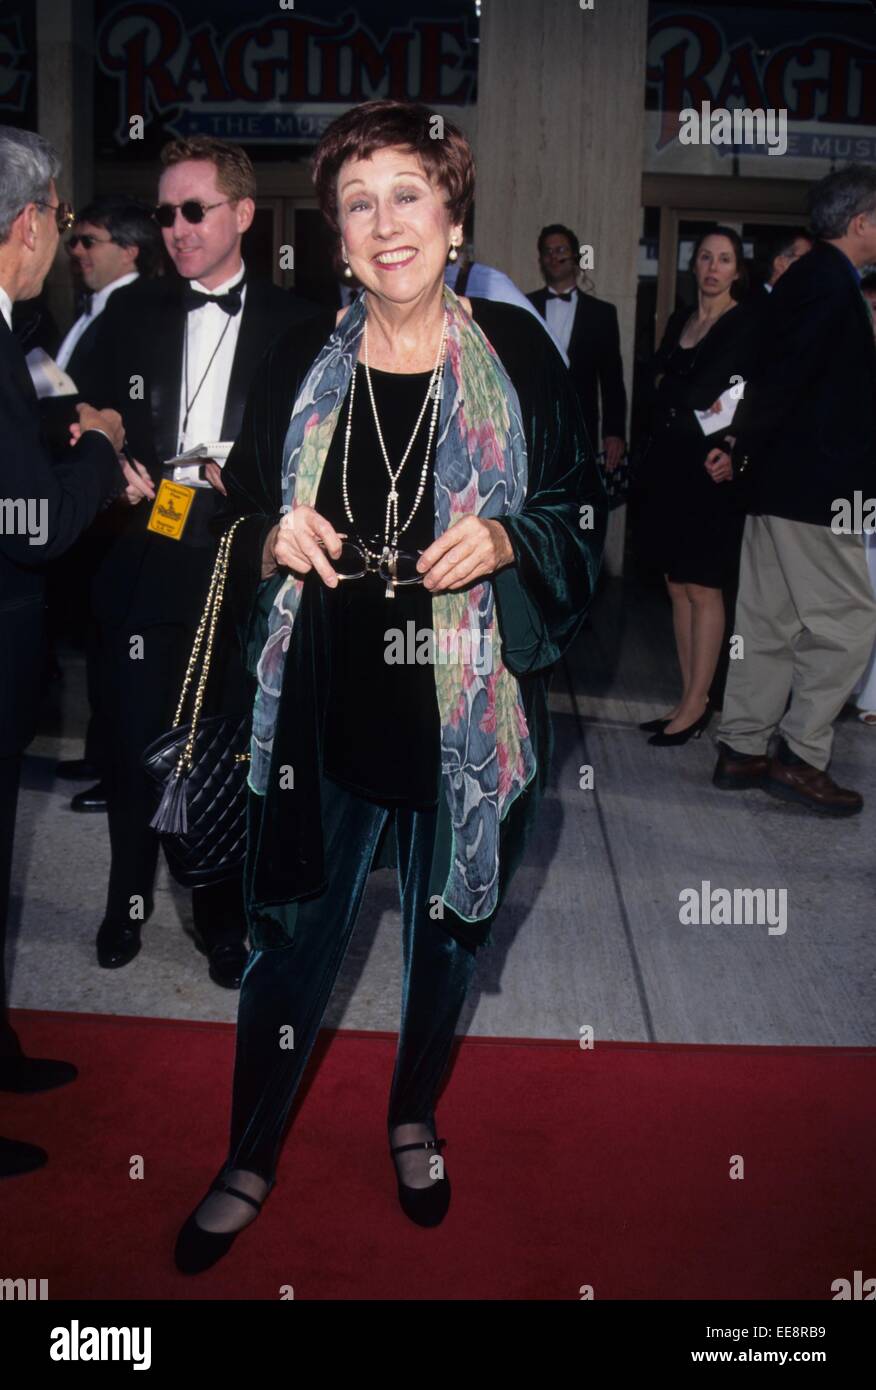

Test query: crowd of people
[1,102,875,1272]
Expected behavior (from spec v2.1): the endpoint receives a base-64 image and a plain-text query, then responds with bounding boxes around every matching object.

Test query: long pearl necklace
[341,309,448,553]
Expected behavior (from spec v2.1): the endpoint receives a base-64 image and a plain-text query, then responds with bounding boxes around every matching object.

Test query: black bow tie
[76,289,94,318]
[548,289,575,302]
[182,279,245,316]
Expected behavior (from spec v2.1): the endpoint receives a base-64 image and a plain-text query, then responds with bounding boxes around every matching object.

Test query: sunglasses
[66,234,115,251]
[319,534,425,587]
[154,199,231,228]
[35,200,75,233]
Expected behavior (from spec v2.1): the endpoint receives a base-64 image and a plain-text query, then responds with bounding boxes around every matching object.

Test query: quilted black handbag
[597,448,631,510]
[141,518,250,889]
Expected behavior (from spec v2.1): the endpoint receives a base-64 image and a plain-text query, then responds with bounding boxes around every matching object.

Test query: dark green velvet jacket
[215,297,607,947]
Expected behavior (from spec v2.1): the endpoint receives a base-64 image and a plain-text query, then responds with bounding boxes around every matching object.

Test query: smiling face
[157,158,253,288]
[67,220,137,292]
[336,145,462,304]
[694,234,740,298]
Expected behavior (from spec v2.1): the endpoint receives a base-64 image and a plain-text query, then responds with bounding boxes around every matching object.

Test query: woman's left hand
[418,517,515,592]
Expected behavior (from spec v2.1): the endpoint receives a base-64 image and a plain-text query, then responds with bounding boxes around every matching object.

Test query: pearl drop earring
[448,242,458,262]
[342,246,353,279]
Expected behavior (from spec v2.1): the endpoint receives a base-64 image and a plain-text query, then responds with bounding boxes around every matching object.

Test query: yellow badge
[146,479,195,540]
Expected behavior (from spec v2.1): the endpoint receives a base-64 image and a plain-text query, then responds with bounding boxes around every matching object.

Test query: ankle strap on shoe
[390,1137,446,1157]
[209,1178,263,1212]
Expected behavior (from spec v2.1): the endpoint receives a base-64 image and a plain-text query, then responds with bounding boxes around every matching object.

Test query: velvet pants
[224,774,481,1184]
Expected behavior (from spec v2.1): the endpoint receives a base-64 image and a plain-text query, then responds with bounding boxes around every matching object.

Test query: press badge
[146,479,195,540]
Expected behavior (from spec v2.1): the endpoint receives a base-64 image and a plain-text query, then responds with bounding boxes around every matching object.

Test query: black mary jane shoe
[390,1136,451,1228]
[638,716,672,733]
[174,1168,271,1275]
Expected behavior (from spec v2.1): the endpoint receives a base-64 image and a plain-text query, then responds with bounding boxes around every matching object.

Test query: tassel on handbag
[150,762,190,835]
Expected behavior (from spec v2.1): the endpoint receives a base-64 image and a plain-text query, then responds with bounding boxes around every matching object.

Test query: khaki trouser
[718,514,876,769]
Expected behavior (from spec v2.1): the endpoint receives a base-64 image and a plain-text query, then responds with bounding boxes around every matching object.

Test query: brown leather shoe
[765,755,863,816]
[712,742,770,790]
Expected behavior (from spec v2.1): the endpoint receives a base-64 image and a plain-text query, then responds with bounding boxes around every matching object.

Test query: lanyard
[179,302,238,450]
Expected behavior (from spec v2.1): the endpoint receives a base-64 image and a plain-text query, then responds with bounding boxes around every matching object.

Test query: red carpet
[2,1009,873,1300]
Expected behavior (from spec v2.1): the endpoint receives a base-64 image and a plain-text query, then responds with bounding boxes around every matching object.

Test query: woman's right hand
[263,505,343,585]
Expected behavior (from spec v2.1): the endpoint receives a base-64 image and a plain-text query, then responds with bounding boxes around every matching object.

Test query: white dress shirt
[544,286,578,357]
[56,271,140,372]
[0,284,12,331]
[175,262,247,456]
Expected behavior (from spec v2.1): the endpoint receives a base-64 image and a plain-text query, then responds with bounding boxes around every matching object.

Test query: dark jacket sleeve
[599,301,627,439]
[730,261,839,463]
[210,334,305,675]
[491,316,608,675]
[0,358,121,566]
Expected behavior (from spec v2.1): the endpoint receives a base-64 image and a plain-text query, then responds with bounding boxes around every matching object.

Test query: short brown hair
[312,99,474,240]
[159,136,256,203]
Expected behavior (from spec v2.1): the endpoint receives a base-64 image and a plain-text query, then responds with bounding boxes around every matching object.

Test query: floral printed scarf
[250,283,536,921]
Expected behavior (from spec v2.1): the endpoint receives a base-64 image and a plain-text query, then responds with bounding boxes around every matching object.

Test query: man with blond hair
[86,136,324,984]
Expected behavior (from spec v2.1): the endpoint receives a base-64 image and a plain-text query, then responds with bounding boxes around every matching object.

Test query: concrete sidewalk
[8,578,875,1044]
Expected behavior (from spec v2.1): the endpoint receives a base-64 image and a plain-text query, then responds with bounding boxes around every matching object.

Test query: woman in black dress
[635,227,759,745]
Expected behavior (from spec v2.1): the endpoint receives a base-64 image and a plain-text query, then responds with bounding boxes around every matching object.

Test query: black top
[314,363,441,807]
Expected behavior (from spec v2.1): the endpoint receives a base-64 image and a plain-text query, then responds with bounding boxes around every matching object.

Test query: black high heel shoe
[390,1136,451,1227]
[648,708,712,746]
[639,715,672,733]
[174,1166,271,1275]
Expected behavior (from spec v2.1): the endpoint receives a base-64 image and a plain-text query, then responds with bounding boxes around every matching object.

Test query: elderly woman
[174,99,606,1273]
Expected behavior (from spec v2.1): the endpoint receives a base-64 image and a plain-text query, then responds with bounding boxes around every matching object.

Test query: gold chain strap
[171,517,247,777]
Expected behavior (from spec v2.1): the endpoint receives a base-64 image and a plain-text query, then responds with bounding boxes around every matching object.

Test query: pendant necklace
[341,309,448,596]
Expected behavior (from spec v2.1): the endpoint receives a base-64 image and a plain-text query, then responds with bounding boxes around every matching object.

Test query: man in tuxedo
[57,195,163,389]
[86,136,320,987]
[528,223,627,468]
[711,165,876,812]
[52,197,164,808]
[0,126,138,1178]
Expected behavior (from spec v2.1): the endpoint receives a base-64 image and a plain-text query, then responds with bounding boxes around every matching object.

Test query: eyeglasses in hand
[319,533,426,589]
